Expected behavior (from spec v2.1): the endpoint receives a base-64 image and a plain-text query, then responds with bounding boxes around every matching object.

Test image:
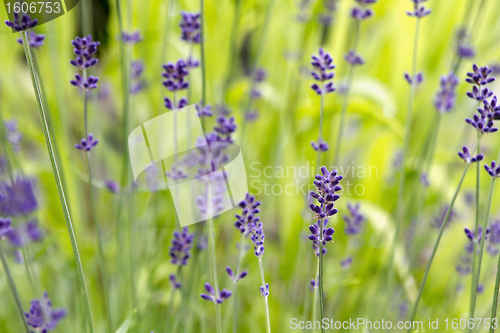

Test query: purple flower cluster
[196,103,213,117]
[341,256,353,270]
[164,96,188,111]
[121,30,143,44]
[70,36,100,90]
[0,178,37,216]
[404,72,424,85]
[234,193,261,235]
[75,133,99,151]
[226,266,248,283]
[343,203,365,235]
[485,160,500,178]
[406,0,431,18]
[308,167,342,254]
[162,60,189,92]
[310,48,336,95]
[458,146,483,164]
[104,180,120,194]
[466,65,495,101]
[250,68,267,100]
[260,283,270,297]
[456,28,475,59]
[250,221,266,258]
[311,140,329,152]
[345,50,365,66]
[25,292,67,331]
[16,30,45,49]
[169,274,182,289]
[169,227,194,265]
[200,282,232,303]
[319,0,338,26]
[466,96,500,134]
[434,73,458,113]
[6,220,43,247]
[180,12,201,43]
[351,0,376,21]
[5,13,38,31]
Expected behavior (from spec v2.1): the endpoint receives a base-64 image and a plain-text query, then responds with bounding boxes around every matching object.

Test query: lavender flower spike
[162,60,190,92]
[434,73,458,113]
[169,227,194,265]
[5,13,38,31]
[75,133,99,151]
[200,282,232,303]
[458,146,483,164]
[345,50,365,66]
[310,48,336,95]
[0,178,38,216]
[311,140,329,152]
[25,292,67,331]
[179,12,201,43]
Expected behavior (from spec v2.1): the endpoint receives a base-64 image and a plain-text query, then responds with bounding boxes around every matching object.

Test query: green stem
[333,19,361,166]
[165,265,182,332]
[472,178,496,320]
[470,134,483,326]
[407,160,475,332]
[200,0,206,130]
[20,30,94,333]
[207,217,222,333]
[233,234,246,333]
[258,257,271,333]
[319,218,325,333]
[490,235,500,333]
[388,18,421,312]
[0,243,30,332]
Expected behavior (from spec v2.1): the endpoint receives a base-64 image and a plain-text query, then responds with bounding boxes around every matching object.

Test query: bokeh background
[1,0,500,332]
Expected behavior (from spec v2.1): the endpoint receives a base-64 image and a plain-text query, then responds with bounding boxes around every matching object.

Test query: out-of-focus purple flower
[25,292,67,331]
[488,221,500,256]
[214,116,236,136]
[351,7,373,20]
[431,205,456,229]
[16,30,45,49]
[404,72,424,85]
[310,139,329,152]
[0,178,37,216]
[250,67,267,103]
[345,50,365,66]
[465,226,490,243]
[5,13,38,31]
[419,172,430,187]
[319,0,339,26]
[180,12,201,43]
[296,0,313,22]
[0,217,12,237]
[434,73,458,113]
[162,60,189,92]
[226,266,248,283]
[130,60,146,94]
[4,119,22,152]
[458,146,483,163]
[104,180,120,194]
[196,234,208,251]
[70,74,99,90]
[484,160,500,178]
[6,220,43,247]
[341,256,353,270]
[196,103,213,117]
[251,222,266,258]
[75,133,99,151]
[186,56,200,69]
[121,30,143,44]
[70,36,100,71]
[260,283,270,297]
[343,203,364,235]
[169,227,194,265]
[254,68,267,83]
[406,0,431,18]
[165,162,188,181]
[310,48,336,95]
[455,28,475,59]
[235,193,261,235]
[200,282,232,303]
[169,274,182,289]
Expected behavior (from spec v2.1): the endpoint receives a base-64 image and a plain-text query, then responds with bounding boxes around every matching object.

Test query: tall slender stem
[164,265,182,332]
[470,134,483,327]
[207,217,221,333]
[20,30,94,333]
[407,158,478,332]
[0,243,30,332]
[233,234,246,333]
[490,237,500,333]
[388,18,421,309]
[200,0,206,130]
[333,19,360,166]
[472,178,496,317]
[258,257,271,333]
